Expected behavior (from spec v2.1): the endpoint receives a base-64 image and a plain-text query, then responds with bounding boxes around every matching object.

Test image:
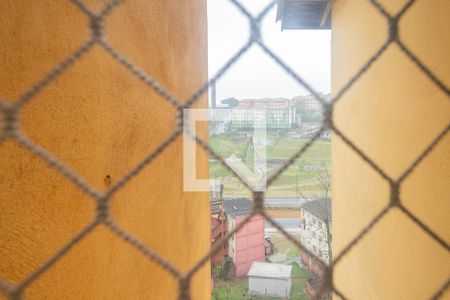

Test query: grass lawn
[212,277,248,299]
[268,233,302,258]
[209,134,248,158]
[209,132,330,198]
[210,134,330,162]
[267,137,330,161]
[290,263,310,300]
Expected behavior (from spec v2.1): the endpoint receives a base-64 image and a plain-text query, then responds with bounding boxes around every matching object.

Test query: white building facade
[293,94,330,114]
[299,198,332,264]
[231,98,296,129]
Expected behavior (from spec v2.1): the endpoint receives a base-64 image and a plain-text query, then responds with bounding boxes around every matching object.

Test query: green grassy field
[209,132,330,198]
[268,234,301,258]
[290,263,311,300]
[212,278,248,300]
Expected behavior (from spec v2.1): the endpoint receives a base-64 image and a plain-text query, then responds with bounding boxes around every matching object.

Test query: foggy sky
[208,0,331,103]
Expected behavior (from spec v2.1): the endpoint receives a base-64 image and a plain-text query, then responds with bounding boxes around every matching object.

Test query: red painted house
[223,199,265,276]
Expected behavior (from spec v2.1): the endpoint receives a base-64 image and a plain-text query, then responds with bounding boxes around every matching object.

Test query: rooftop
[247,262,292,279]
[276,0,331,30]
[223,198,252,217]
[302,198,331,222]
[236,98,295,109]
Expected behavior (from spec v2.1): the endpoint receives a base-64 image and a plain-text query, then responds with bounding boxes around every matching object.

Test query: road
[265,218,301,229]
[264,198,307,208]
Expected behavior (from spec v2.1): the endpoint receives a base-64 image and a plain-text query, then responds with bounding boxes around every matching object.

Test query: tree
[301,111,323,123]
[314,169,331,198]
[220,97,239,108]
[220,257,235,280]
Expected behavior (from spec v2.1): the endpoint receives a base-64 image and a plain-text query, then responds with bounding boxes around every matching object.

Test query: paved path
[264,198,307,208]
[265,218,301,229]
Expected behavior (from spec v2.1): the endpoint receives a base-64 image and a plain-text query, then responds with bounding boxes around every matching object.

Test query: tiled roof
[302,198,331,222]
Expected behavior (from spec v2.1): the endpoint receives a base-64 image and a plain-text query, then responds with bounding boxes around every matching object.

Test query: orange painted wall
[0,1,210,299]
[332,0,449,299]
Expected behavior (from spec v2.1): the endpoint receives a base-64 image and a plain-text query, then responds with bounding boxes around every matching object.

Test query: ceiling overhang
[276,0,331,30]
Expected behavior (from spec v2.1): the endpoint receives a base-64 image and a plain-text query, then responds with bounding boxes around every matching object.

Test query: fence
[0,0,449,299]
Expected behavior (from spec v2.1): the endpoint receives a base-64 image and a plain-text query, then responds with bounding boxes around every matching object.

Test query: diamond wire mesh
[0,0,448,299]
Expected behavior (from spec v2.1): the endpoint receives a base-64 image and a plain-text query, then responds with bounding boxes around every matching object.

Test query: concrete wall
[0,1,209,299]
[332,0,450,299]
[227,216,237,263]
[248,277,291,298]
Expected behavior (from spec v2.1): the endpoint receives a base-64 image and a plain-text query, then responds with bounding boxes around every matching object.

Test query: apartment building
[231,98,296,129]
[293,93,331,114]
[299,198,332,264]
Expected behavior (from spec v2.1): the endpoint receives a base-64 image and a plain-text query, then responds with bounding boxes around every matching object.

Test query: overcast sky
[208,0,331,103]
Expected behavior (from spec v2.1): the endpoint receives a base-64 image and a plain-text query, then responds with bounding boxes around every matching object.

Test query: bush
[300,112,323,123]
[220,257,235,280]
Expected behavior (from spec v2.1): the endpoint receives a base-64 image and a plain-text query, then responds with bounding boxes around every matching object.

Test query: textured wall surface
[332,0,450,299]
[235,215,265,276]
[0,0,210,299]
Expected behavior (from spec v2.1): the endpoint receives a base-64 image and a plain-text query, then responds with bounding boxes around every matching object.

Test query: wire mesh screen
[0,0,449,299]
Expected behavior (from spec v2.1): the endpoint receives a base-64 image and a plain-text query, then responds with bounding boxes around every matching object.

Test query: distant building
[231,98,296,129]
[299,198,331,299]
[304,95,322,113]
[247,262,292,298]
[300,198,332,264]
[320,130,331,141]
[224,198,266,276]
[293,93,330,114]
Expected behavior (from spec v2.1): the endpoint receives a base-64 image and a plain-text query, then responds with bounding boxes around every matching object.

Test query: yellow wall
[0,1,210,299]
[332,0,449,299]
